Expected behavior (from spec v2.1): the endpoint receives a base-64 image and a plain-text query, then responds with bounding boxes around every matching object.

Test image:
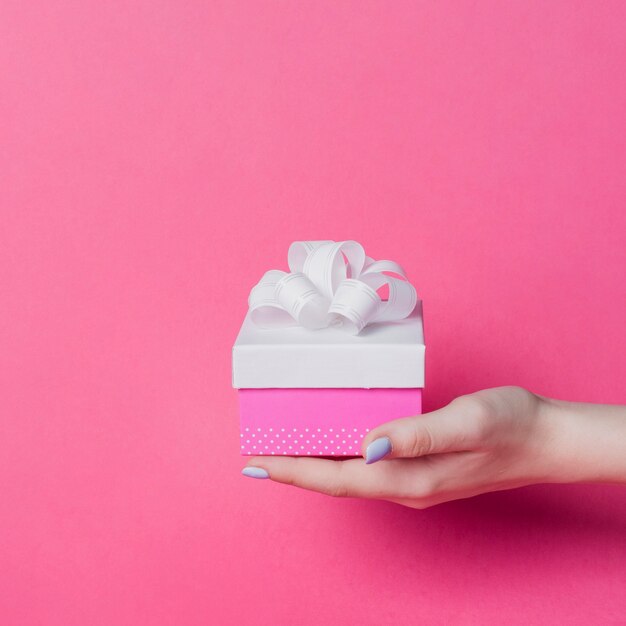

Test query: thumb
[361,396,488,463]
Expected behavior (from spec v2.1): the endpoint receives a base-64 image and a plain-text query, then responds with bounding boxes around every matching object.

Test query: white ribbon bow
[248,240,417,335]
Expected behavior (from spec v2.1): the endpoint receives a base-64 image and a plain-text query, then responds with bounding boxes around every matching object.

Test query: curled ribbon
[248,240,417,335]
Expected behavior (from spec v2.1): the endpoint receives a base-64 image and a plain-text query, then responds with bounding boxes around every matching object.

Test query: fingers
[362,395,490,462]
[242,455,432,500]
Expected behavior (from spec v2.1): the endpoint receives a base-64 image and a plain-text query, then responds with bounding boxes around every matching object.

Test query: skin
[242,386,626,508]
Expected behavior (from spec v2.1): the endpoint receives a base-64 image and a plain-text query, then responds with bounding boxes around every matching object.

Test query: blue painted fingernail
[242,466,270,479]
[365,437,392,464]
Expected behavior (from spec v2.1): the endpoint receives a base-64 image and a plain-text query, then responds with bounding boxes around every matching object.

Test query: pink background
[1,1,625,624]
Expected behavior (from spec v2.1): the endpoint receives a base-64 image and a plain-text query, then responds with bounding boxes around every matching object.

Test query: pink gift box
[232,303,425,457]
[238,388,422,456]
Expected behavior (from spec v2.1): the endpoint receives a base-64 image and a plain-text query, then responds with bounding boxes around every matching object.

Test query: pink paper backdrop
[1,1,625,624]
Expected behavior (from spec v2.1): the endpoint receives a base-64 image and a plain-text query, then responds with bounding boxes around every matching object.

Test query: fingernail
[241,466,270,479]
[365,437,392,464]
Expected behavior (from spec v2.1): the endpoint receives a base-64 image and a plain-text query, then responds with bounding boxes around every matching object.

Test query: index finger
[242,455,426,500]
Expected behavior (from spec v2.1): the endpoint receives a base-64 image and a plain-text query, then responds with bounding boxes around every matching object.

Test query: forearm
[540,397,626,484]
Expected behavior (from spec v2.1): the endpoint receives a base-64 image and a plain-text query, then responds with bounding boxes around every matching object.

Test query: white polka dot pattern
[240,426,370,456]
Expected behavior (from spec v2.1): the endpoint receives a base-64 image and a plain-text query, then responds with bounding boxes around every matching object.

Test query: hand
[241,386,626,508]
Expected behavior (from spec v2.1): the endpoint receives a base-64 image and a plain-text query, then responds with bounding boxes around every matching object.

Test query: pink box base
[238,388,422,456]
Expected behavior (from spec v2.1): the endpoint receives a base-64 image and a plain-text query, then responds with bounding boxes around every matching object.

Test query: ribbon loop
[248,240,417,335]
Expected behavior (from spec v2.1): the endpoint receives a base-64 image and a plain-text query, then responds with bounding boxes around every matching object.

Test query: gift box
[232,240,425,457]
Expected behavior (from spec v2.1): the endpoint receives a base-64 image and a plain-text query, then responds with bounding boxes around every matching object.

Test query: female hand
[241,386,626,508]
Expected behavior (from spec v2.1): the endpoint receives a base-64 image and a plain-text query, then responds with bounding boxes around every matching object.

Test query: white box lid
[232,302,425,389]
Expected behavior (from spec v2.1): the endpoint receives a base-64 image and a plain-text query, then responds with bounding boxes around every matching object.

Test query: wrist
[537,396,626,484]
